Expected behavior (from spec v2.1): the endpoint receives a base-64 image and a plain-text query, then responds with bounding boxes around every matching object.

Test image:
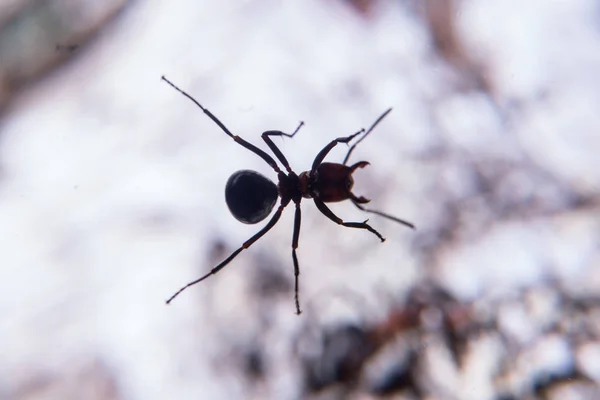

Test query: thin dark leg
[166,204,286,304]
[261,121,304,173]
[351,200,415,230]
[311,129,365,173]
[313,198,385,242]
[291,202,302,315]
[161,76,282,174]
[342,108,392,165]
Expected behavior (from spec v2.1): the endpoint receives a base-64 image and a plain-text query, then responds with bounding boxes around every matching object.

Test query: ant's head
[346,161,371,204]
[306,161,373,204]
[225,170,278,224]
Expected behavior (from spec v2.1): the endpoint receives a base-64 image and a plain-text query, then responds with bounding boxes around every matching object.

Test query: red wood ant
[161,76,415,314]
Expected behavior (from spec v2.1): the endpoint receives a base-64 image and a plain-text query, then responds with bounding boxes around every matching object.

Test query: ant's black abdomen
[225,170,278,224]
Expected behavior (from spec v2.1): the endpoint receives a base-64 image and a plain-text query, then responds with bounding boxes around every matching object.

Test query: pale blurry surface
[0,0,598,399]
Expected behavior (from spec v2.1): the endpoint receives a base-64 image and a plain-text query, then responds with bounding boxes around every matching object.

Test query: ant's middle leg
[261,121,304,173]
[291,202,302,315]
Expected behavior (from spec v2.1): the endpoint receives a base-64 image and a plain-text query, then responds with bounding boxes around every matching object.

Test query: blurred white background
[0,0,598,399]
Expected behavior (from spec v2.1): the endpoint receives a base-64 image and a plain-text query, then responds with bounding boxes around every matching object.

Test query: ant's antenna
[342,108,392,165]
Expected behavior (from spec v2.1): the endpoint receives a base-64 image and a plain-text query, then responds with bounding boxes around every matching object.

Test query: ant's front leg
[313,198,385,242]
[310,129,365,173]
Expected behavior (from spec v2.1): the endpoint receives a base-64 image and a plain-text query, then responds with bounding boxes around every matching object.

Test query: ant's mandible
[161,76,415,315]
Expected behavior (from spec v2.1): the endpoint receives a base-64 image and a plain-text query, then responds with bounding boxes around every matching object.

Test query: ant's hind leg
[165,204,286,304]
[161,76,284,174]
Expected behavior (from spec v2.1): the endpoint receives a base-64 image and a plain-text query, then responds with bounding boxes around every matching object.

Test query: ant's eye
[346,177,354,191]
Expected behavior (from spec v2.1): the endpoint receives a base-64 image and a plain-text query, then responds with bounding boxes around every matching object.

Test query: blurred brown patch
[0,0,129,114]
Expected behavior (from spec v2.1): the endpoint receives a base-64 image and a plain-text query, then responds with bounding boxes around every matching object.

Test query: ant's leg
[342,108,392,165]
[261,121,304,173]
[291,202,302,315]
[311,129,365,173]
[351,201,415,230]
[313,198,385,242]
[166,203,286,304]
[161,76,282,174]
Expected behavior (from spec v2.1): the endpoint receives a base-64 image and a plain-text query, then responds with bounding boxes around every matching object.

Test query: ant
[161,76,415,314]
